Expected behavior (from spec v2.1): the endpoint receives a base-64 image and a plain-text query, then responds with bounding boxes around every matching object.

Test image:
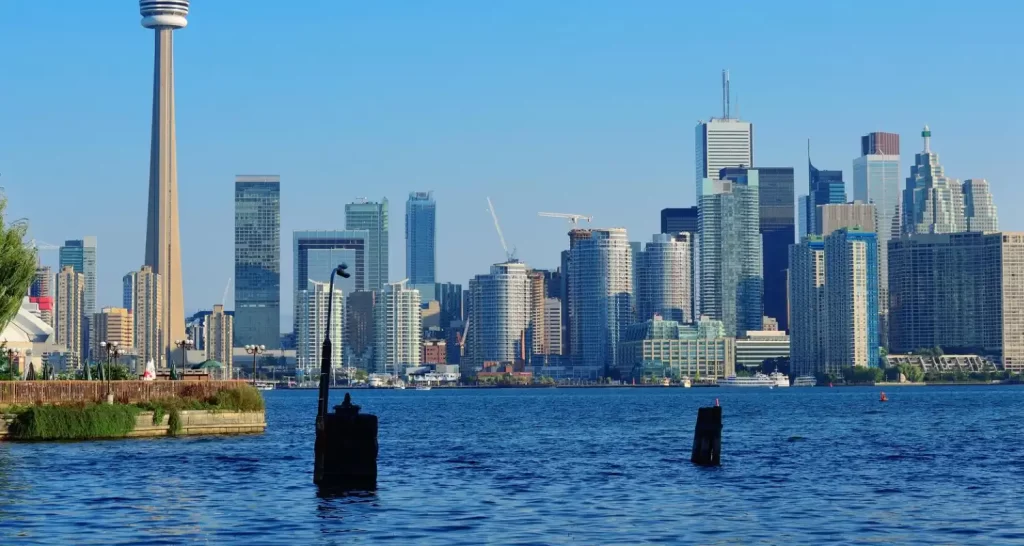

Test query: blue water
[1,386,1023,544]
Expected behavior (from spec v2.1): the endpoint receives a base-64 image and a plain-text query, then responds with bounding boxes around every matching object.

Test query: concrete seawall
[0,410,266,440]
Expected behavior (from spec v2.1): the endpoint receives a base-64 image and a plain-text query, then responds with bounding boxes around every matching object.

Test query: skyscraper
[853,131,900,241]
[434,282,464,328]
[297,281,344,377]
[292,230,367,336]
[569,228,634,376]
[637,233,692,324]
[903,126,966,235]
[91,307,134,360]
[788,236,825,377]
[406,192,437,285]
[660,207,699,236]
[122,271,137,313]
[468,261,532,367]
[140,1,188,365]
[345,291,376,371]
[699,173,763,337]
[807,150,846,235]
[724,167,794,330]
[345,198,389,291]
[30,266,52,326]
[963,179,999,232]
[135,265,163,369]
[234,175,281,347]
[205,304,233,377]
[543,298,563,357]
[889,232,1024,370]
[58,237,97,316]
[375,281,422,374]
[55,266,85,367]
[816,202,877,237]
[824,228,879,370]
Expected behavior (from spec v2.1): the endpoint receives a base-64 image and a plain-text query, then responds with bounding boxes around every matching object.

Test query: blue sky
[2,0,1021,325]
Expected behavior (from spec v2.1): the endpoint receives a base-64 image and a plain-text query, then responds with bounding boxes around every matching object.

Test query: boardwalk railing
[0,381,254,407]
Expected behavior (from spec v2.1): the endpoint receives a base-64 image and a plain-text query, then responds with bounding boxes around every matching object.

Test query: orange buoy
[879,392,888,402]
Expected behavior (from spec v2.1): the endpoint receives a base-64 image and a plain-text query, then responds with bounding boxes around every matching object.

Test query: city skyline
[4,2,1021,318]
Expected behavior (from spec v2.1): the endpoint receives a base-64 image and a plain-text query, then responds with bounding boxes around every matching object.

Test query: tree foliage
[0,195,37,332]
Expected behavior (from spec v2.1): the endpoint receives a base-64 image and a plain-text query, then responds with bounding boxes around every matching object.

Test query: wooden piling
[691,405,722,466]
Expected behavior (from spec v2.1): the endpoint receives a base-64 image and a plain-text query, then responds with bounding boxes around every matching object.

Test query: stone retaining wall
[0,410,266,439]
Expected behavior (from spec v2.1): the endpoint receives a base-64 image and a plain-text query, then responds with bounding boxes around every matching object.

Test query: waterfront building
[205,304,233,378]
[134,265,163,369]
[59,237,97,317]
[903,126,966,235]
[292,230,367,336]
[375,281,422,375]
[234,175,281,347]
[660,207,699,236]
[569,228,634,376]
[54,266,85,367]
[543,298,563,356]
[468,261,531,368]
[963,179,999,232]
[90,307,133,360]
[734,330,790,371]
[816,202,877,236]
[406,192,436,285]
[345,198,389,291]
[888,232,1024,371]
[788,236,825,377]
[345,291,376,370]
[699,172,762,337]
[561,228,593,359]
[637,233,692,323]
[618,316,735,380]
[140,1,189,366]
[297,281,344,376]
[421,340,447,365]
[824,228,879,370]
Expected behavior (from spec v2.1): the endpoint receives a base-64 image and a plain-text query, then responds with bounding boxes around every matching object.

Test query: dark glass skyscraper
[660,207,699,235]
[406,192,437,285]
[807,159,846,234]
[721,167,794,331]
[234,175,281,347]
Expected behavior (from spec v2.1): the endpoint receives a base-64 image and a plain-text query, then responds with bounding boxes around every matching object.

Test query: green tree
[0,195,37,334]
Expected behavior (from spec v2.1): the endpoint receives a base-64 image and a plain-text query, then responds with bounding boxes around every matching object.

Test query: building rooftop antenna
[721,69,731,119]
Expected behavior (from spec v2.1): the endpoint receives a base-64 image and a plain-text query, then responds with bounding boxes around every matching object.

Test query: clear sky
[2,1,1021,328]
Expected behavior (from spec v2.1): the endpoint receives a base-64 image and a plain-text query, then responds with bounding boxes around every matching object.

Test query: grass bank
[5,386,264,441]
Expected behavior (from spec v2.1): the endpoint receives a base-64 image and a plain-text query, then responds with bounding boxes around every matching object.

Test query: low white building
[0,298,66,376]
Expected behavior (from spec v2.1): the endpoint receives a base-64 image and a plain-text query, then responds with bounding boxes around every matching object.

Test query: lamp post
[99,341,121,404]
[174,338,194,381]
[314,263,349,483]
[245,344,266,385]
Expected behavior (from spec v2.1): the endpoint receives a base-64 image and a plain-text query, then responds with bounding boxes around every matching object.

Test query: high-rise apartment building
[788,237,826,377]
[297,281,344,376]
[467,262,532,367]
[345,198,389,291]
[963,179,999,232]
[30,266,52,326]
[59,237,97,317]
[824,229,879,370]
[205,304,233,377]
[91,307,134,362]
[375,281,422,374]
[889,232,1024,370]
[406,192,436,285]
[345,291,376,370]
[816,202,877,236]
[569,228,634,376]
[134,265,163,369]
[543,298,563,357]
[55,266,85,366]
[699,173,762,337]
[234,175,281,347]
[637,233,692,323]
[292,230,367,336]
[903,126,966,235]
[724,167,793,330]
[528,270,547,359]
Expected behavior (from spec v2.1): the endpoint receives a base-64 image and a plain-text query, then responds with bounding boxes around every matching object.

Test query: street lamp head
[259,345,266,351]
[336,263,351,279]
[100,341,108,348]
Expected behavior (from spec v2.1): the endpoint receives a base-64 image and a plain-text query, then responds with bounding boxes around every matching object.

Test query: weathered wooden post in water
[313,263,379,490]
[691,403,722,466]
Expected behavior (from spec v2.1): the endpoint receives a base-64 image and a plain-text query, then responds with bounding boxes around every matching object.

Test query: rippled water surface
[2,386,1024,544]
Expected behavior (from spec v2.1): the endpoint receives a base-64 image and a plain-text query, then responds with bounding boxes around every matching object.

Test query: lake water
[1,386,1023,544]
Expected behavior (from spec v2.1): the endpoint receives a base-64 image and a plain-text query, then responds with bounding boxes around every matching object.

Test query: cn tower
[141,0,188,365]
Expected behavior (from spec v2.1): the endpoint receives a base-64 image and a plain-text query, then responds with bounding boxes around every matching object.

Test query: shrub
[212,386,265,412]
[8,404,141,440]
[168,408,182,436]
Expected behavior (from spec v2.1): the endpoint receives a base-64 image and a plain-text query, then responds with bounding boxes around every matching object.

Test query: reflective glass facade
[292,230,367,336]
[234,176,280,347]
[345,199,389,291]
[406,192,436,285]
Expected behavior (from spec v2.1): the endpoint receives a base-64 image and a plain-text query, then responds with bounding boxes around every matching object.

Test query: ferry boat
[791,375,817,387]
[718,372,789,388]
[254,380,276,391]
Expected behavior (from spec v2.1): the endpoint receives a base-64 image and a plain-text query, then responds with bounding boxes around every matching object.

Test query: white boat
[681,377,692,388]
[791,375,817,387]
[769,371,791,388]
[718,373,776,387]
[415,385,432,391]
[254,380,275,391]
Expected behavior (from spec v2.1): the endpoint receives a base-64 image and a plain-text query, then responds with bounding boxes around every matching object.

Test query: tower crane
[486,197,515,261]
[28,240,60,251]
[537,212,593,226]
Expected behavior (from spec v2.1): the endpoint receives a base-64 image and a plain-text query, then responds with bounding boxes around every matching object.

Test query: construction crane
[486,197,515,261]
[221,277,233,306]
[28,240,60,251]
[537,212,593,226]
